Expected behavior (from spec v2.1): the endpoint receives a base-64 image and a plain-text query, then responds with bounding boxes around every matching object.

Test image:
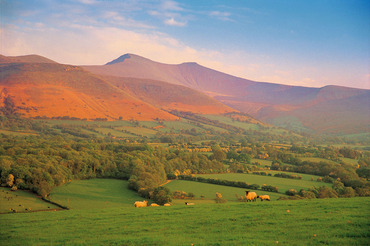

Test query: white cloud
[161,0,184,11]
[164,17,186,27]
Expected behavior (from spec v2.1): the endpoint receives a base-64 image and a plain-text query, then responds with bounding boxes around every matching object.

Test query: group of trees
[283,180,358,200]
[0,134,226,197]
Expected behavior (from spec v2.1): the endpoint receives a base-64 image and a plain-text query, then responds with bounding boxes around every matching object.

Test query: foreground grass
[0,197,369,245]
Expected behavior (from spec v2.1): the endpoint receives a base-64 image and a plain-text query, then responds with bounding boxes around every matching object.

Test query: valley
[0,54,369,245]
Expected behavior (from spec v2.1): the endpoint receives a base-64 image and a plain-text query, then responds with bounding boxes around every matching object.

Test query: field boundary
[42,197,70,210]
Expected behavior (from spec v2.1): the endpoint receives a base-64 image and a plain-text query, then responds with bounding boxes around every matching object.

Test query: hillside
[0,54,248,121]
[0,54,58,64]
[84,54,370,134]
[0,61,178,121]
[102,76,237,115]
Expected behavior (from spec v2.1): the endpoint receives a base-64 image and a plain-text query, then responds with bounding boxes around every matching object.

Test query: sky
[1,0,369,89]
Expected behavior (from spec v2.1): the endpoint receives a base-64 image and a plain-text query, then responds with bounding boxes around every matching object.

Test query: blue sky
[1,0,369,89]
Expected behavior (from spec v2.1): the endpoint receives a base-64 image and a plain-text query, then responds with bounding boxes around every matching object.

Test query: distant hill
[0,54,58,64]
[84,54,370,134]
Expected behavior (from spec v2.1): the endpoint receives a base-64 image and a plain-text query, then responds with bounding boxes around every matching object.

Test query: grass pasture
[164,180,282,203]
[256,170,327,182]
[0,187,59,214]
[115,126,158,137]
[1,195,369,245]
[195,173,332,194]
[48,179,143,210]
[251,158,273,167]
[203,114,260,131]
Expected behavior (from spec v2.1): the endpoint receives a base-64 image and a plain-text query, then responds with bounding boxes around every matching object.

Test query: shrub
[215,192,227,203]
[341,187,356,198]
[318,186,338,198]
[152,187,172,205]
[286,189,298,196]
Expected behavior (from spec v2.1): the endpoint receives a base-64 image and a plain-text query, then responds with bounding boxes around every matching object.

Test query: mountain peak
[180,62,199,66]
[105,54,132,65]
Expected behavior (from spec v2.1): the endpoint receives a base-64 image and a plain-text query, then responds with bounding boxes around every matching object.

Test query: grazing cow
[163,203,171,206]
[185,202,195,205]
[245,191,257,202]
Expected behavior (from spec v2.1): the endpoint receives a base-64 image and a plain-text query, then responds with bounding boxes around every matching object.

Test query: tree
[152,187,172,205]
[332,180,345,194]
[212,149,226,161]
[236,153,251,163]
[356,167,370,179]
[227,150,238,160]
[6,174,14,187]
[341,187,356,198]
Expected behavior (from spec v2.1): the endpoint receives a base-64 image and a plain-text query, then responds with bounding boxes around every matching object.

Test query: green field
[203,114,260,131]
[340,157,359,166]
[48,179,142,209]
[164,180,282,203]
[0,129,37,136]
[299,157,339,165]
[195,173,332,193]
[1,194,368,245]
[255,170,326,182]
[1,179,369,245]
[251,159,273,166]
[115,126,158,137]
[0,187,59,213]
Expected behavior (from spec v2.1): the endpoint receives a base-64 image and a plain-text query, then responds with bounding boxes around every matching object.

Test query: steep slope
[102,76,236,115]
[84,54,370,134]
[0,61,178,121]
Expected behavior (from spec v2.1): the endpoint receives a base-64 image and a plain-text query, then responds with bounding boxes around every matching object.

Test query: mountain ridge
[84,53,370,134]
[0,54,239,121]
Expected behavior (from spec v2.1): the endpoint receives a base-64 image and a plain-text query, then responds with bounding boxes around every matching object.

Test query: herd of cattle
[134,191,270,207]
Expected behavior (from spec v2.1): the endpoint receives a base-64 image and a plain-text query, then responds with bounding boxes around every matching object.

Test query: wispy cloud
[161,0,184,11]
[102,11,155,29]
[78,0,98,5]
[148,0,189,27]
[209,11,232,21]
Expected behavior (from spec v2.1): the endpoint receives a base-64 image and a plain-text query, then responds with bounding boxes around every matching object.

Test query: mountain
[0,54,237,121]
[101,76,236,115]
[0,54,58,64]
[84,54,370,134]
[0,59,178,121]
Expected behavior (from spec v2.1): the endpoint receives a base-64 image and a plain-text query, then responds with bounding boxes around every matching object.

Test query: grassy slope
[48,179,142,210]
[0,187,59,213]
[1,196,369,245]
